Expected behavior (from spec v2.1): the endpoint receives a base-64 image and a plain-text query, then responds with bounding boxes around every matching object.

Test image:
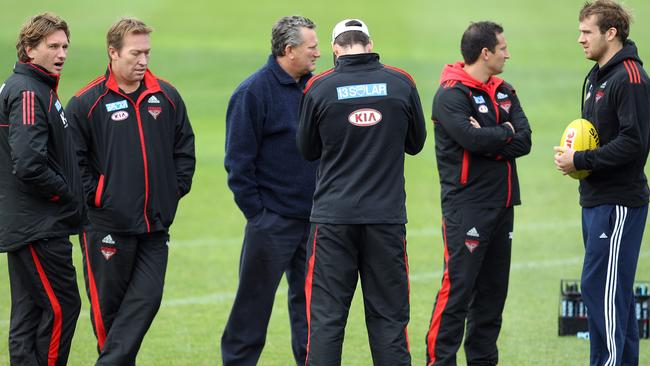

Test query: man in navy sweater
[222,15,321,365]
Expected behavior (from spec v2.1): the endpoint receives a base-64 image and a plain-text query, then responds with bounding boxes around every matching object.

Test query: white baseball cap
[331,19,370,43]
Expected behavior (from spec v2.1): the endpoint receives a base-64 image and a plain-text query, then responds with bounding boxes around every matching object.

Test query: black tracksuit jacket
[297,53,427,224]
[574,40,650,208]
[432,62,532,212]
[66,66,195,234]
[0,62,84,252]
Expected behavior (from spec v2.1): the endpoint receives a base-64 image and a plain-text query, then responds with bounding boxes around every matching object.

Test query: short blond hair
[106,17,153,59]
[16,12,70,63]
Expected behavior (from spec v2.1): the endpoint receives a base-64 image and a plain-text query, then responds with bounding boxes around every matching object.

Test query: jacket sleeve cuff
[573,150,587,170]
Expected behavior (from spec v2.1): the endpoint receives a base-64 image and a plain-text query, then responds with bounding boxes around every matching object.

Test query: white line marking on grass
[160,250,649,307]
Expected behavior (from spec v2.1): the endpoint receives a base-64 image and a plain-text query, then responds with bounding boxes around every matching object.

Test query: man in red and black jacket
[66,17,195,365]
[298,19,426,365]
[425,21,531,366]
[0,13,83,366]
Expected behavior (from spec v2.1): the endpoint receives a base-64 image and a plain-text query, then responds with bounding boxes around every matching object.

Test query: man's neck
[276,56,302,82]
[118,79,141,94]
[463,63,491,84]
[597,42,624,68]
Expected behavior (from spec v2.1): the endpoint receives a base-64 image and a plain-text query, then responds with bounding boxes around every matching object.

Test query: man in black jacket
[425,21,531,366]
[66,17,195,365]
[298,19,427,366]
[0,13,83,366]
[555,1,649,364]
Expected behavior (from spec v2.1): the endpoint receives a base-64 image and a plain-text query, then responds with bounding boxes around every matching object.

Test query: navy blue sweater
[225,55,318,219]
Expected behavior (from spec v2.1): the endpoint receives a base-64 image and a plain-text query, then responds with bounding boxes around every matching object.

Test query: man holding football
[554,1,650,365]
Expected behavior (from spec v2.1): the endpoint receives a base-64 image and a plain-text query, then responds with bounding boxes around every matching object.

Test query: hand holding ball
[557,119,600,179]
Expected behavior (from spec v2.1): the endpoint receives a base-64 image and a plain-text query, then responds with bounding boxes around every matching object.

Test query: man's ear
[480,47,490,61]
[108,46,120,62]
[605,27,618,42]
[284,44,295,60]
[366,40,374,53]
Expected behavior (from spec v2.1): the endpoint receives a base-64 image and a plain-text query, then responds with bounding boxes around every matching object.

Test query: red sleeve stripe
[22,91,35,125]
[75,76,106,97]
[442,80,457,88]
[623,60,641,84]
[304,68,335,94]
[628,60,641,83]
[384,65,416,85]
[630,61,641,84]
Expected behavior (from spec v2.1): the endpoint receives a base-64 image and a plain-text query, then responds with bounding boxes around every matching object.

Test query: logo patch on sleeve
[55,100,62,112]
[105,100,128,112]
[337,83,387,100]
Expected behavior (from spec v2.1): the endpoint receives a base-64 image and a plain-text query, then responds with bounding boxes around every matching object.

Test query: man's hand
[502,121,514,133]
[469,116,481,129]
[553,146,576,175]
[470,116,515,133]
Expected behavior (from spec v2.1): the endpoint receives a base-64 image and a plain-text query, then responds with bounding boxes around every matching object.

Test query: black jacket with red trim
[0,62,84,252]
[66,66,195,234]
[297,53,427,224]
[432,62,531,212]
[574,40,650,208]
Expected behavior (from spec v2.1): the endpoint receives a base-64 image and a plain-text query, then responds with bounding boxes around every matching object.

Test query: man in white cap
[297,18,427,366]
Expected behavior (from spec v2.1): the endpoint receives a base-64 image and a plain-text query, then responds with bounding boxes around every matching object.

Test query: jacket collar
[590,39,643,81]
[14,62,60,92]
[104,64,162,101]
[439,61,504,97]
[267,55,312,86]
[334,53,381,71]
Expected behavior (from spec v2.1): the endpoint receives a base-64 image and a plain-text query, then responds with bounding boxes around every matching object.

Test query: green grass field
[1,0,649,364]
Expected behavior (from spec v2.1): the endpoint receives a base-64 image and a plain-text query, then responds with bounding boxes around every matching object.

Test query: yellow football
[559,118,600,179]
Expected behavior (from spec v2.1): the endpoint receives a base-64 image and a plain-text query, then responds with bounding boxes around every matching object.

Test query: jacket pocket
[94,174,106,207]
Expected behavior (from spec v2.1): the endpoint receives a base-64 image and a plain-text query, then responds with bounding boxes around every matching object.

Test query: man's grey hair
[271,16,315,57]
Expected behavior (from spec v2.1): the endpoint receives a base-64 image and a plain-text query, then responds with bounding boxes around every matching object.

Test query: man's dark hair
[579,0,632,43]
[333,20,370,48]
[460,21,504,65]
[271,15,315,57]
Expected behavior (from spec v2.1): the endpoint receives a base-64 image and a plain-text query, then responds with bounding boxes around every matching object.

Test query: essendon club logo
[348,108,382,127]
[148,106,162,120]
[499,101,512,113]
[100,246,116,260]
[465,239,479,253]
